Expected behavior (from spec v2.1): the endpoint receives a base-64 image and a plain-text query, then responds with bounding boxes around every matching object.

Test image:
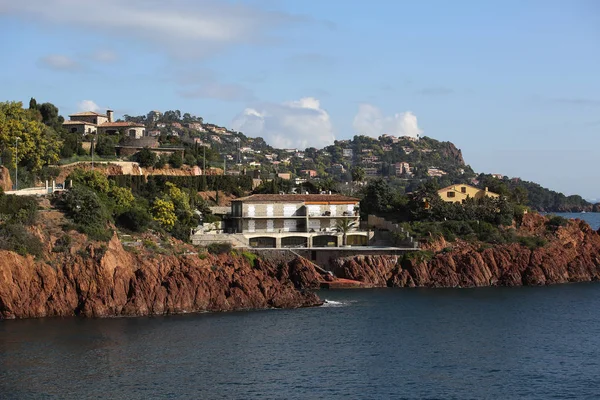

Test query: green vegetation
[476,174,594,212]
[0,98,587,257]
[242,251,258,267]
[0,192,42,256]
[361,179,551,249]
[207,242,233,255]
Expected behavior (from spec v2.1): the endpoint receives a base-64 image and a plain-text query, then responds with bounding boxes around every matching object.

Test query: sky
[0,0,599,199]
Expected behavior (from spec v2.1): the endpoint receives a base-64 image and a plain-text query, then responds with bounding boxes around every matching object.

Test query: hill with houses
[0,100,596,212]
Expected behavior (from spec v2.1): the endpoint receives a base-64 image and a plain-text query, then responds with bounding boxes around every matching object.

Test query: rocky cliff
[0,235,321,319]
[331,214,600,287]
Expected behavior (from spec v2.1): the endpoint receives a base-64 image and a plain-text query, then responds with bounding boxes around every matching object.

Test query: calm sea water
[1,212,599,399]
[3,285,600,399]
[551,212,600,230]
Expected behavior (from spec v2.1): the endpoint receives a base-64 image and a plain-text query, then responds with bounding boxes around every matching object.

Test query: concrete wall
[122,137,159,148]
[126,127,146,139]
[65,123,97,135]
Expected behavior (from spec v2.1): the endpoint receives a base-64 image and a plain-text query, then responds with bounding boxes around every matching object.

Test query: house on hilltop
[63,109,145,138]
[437,184,499,204]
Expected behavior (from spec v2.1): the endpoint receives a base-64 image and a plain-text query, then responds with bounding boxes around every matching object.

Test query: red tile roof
[68,111,107,117]
[62,120,97,125]
[233,194,359,203]
[99,122,145,128]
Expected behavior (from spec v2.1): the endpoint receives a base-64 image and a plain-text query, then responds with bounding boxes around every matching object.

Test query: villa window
[447,192,455,198]
[461,187,466,193]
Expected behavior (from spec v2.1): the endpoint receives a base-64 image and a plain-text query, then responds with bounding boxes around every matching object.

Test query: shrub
[53,186,112,241]
[0,224,43,257]
[67,169,110,194]
[168,153,183,168]
[184,153,197,166]
[109,185,135,211]
[242,251,258,267]
[52,234,72,253]
[116,207,152,233]
[0,194,38,225]
[154,154,168,169]
[546,215,568,232]
[150,198,177,229]
[142,239,158,250]
[136,148,157,168]
[517,236,547,250]
[56,186,110,226]
[170,223,191,242]
[78,224,114,242]
[207,242,232,255]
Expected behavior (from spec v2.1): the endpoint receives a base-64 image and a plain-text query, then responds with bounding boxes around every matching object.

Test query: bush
[207,242,232,255]
[67,169,110,194]
[168,153,183,168]
[546,215,568,232]
[53,186,112,241]
[116,207,152,233]
[184,153,197,166]
[0,224,43,257]
[171,223,191,242]
[517,236,547,250]
[242,251,258,267]
[52,234,72,253]
[154,154,168,169]
[0,194,38,225]
[136,148,157,168]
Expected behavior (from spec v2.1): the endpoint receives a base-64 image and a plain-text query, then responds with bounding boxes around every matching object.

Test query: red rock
[332,214,600,288]
[0,235,321,319]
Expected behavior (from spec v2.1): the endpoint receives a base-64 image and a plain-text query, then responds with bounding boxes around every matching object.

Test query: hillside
[1,100,595,212]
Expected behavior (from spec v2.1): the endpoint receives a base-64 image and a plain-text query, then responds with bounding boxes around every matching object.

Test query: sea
[550,212,600,231]
[1,213,599,400]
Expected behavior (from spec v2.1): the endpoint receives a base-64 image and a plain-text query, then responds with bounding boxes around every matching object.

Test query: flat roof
[233,194,360,203]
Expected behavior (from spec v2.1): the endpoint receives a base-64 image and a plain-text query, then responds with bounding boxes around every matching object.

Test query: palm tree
[335,217,357,246]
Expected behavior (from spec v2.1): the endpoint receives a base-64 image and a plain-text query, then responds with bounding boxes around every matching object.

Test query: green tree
[38,102,63,130]
[360,179,394,215]
[335,218,357,246]
[510,186,528,205]
[137,147,157,168]
[150,198,177,229]
[68,169,110,193]
[109,185,135,211]
[351,166,365,182]
[0,102,62,173]
[94,135,116,156]
[168,152,183,168]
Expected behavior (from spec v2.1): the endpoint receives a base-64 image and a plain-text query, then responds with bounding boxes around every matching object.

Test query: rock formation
[331,214,600,287]
[0,235,321,319]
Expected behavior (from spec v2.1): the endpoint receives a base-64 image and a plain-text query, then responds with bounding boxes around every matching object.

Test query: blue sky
[1,0,599,198]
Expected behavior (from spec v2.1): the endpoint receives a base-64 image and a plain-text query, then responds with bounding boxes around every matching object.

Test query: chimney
[485,187,488,192]
[107,109,114,123]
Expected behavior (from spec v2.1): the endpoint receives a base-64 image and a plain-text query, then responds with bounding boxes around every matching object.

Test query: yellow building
[437,184,499,203]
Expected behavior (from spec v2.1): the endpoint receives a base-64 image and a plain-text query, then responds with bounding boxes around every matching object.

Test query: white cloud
[2,0,306,58]
[91,49,118,63]
[77,100,101,112]
[38,54,80,71]
[352,104,423,138]
[232,97,335,149]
